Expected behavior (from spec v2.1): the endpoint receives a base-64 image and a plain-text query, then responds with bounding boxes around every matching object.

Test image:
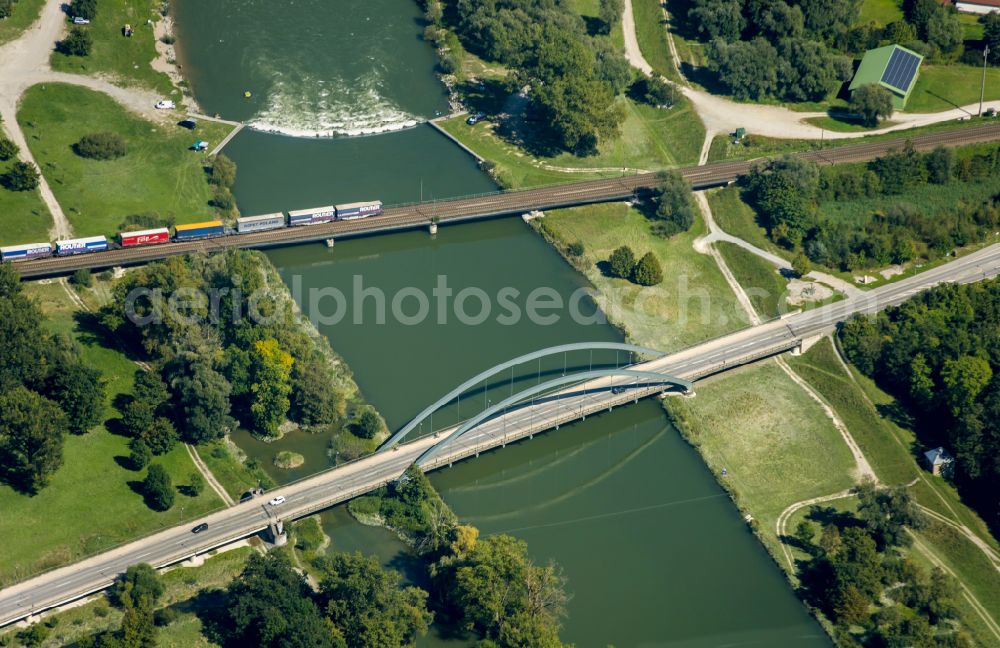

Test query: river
[172,0,831,644]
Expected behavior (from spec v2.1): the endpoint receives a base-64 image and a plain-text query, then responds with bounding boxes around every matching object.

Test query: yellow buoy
[244,91,252,98]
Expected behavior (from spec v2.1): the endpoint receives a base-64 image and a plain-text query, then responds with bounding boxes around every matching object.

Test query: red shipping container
[120,228,170,247]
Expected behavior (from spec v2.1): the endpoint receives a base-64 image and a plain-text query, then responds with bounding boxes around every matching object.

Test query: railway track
[14,122,1000,279]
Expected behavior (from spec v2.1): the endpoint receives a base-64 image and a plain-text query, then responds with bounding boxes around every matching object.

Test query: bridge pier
[429,222,438,235]
[267,520,287,547]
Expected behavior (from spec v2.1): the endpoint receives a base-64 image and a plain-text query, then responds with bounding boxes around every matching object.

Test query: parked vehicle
[466,112,485,125]
[268,495,286,507]
[191,522,209,534]
[72,17,91,24]
[154,100,175,110]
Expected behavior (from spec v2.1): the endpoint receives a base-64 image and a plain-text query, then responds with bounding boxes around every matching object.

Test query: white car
[268,495,286,507]
[154,100,176,110]
[72,17,90,24]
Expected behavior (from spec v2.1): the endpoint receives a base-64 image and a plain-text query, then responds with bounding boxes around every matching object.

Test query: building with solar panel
[848,44,925,110]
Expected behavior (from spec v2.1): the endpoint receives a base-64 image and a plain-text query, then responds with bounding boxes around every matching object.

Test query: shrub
[608,245,635,279]
[70,268,93,287]
[160,34,176,45]
[354,405,383,440]
[58,27,93,57]
[153,607,179,627]
[75,132,127,160]
[69,0,98,20]
[208,154,237,188]
[211,186,235,211]
[120,211,175,230]
[632,252,663,286]
[567,241,585,257]
[0,0,14,20]
[0,137,17,162]
[2,161,40,191]
[142,463,175,511]
[792,252,811,278]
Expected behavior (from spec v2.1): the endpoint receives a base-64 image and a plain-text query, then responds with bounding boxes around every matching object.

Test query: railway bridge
[13,122,1000,279]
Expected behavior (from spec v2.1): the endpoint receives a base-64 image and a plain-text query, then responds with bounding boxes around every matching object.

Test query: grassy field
[0,281,224,586]
[632,0,682,82]
[438,94,704,189]
[715,241,788,319]
[665,361,857,560]
[0,0,45,45]
[706,186,788,258]
[0,118,52,245]
[857,0,904,26]
[0,546,254,647]
[17,84,233,238]
[906,65,1000,113]
[538,202,750,351]
[50,0,176,95]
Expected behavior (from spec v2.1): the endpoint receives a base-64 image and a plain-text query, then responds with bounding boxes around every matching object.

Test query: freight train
[0,200,383,263]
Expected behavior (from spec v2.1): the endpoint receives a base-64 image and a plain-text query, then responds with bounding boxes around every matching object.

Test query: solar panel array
[881,48,920,93]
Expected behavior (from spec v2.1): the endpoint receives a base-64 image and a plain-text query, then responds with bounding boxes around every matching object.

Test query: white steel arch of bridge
[377,342,669,453]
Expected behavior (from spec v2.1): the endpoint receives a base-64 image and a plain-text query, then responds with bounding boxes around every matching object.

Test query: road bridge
[13,122,1000,279]
[1,242,999,626]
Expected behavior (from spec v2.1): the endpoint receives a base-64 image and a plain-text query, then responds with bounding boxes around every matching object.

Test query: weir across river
[13,122,1000,279]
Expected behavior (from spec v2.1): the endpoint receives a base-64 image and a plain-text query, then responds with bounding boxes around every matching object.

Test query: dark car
[192,522,209,534]
[611,386,626,395]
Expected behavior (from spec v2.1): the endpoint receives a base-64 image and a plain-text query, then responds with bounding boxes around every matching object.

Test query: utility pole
[981,44,990,119]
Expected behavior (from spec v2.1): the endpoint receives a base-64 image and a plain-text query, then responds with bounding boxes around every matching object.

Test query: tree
[925,146,955,184]
[608,245,635,279]
[70,0,98,20]
[592,39,631,95]
[854,479,928,549]
[140,417,178,455]
[639,75,679,107]
[0,136,17,161]
[0,0,14,20]
[708,37,780,100]
[0,388,66,493]
[250,339,294,437]
[850,84,894,127]
[631,252,663,286]
[983,13,1000,64]
[794,520,816,550]
[433,534,567,643]
[598,0,623,34]
[291,359,344,426]
[653,170,697,237]
[59,27,93,57]
[187,471,204,496]
[129,438,151,470]
[117,587,156,648]
[111,563,165,608]
[142,463,175,511]
[224,552,342,648]
[940,355,992,416]
[171,360,233,444]
[2,160,40,191]
[926,7,963,55]
[75,132,127,160]
[316,552,432,648]
[71,268,93,287]
[209,153,237,188]
[355,405,383,440]
[44,362,104,434]
[791,253,811,278]
[688,0,745,41]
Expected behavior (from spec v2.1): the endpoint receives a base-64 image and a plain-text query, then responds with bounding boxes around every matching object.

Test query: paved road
[2,242,999,627]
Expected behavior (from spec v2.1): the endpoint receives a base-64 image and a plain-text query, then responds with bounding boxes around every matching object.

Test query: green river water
[173,1,831,644]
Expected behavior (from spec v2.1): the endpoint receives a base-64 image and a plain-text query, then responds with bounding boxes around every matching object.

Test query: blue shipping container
[288,206,336,226]
[335,200,383,220]
[55,236,109,256]
[175,223,225,241]
[1,243,53,262]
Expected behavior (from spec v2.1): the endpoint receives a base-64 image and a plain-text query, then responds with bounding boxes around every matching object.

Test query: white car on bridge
[268,495,286,507]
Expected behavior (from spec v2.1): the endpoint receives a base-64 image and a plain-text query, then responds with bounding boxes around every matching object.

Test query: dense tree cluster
[450,0,628,153]
[796,481,974,647]
[58,27,93,57]
[351,467,571,647]
[606,245,664,286]
[1,160,40,192]
[98,250,351,443]
[216,551,431,648]
[839,279,1000,533]
[744,144,1000,271]
[208,154,238,213]
[682,0,972,103]
[0,265,104,493]
[652,170,697,237]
